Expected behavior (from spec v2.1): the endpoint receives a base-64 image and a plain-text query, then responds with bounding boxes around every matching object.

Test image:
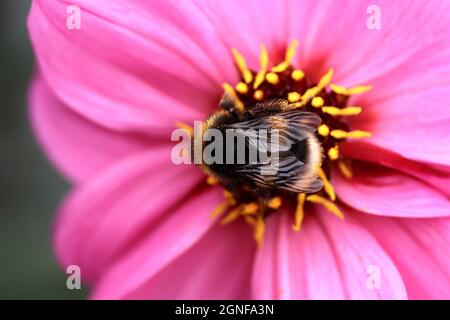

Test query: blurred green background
[0,1,86,299]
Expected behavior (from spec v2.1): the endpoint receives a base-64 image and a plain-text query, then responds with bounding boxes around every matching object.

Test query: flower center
[178,40,372,246]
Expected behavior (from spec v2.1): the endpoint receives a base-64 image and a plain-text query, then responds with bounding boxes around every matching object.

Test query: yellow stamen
[175,121,194,137]
[235,82,249,94]
[287,91,301,102]
[266,72,280,85]
[338,160,353,178]
[330,129,372,139]
[254,90,264,101]
[306,194,344,220]
[267,196,282,210]
[240,202,259,215]
[253,45,269,89]
[299,68,334,105]
[244,216,256,225]
[330,84,372,96]
[223,190,236,205]
[311,96,324,108]
[254,215,265,247]
[231,48,253,83]
[222,83,245,112]
[291,69,305,81]
[316,167,336,201]
[206,176,219,185]
[210,201,230,219]
[220,206,242,225]
[317,124,330,137]
[321,106,362,116]
[293,193,305,231]
[327,145,339,161]
[272,39,299,73]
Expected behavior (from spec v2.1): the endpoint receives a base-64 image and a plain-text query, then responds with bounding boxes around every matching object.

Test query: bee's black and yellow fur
[198,94,324,205]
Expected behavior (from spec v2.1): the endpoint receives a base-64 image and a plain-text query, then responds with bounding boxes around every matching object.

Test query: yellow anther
[327,146,339,161]
[175,121,194,137]
[222,83,245,112]
[235,82,249,94]
[311,96,324,108]
[318,68,334,89]
[254,45,269,89]
[316,166,336,201]
[330,84,372,96]
[206,176,219,185]
[272,39,299,72]
[267,196,282,210]
[223,190,236,205]
[318,124,330,137]
[210,201,229,219]
[330,129,372,139]
[220,206,242,225]
[241,202,259,215]
[244,216,256,226]
[306,194,344,220]
[338,160,353,178]
[254,215,265,247]
[293,193,305,231]
[231,48,253,83]
[254,90,264,101]
[287,91,301,102]
[321,106,362,116]
[291,69,305,81]
[265,72,280,85]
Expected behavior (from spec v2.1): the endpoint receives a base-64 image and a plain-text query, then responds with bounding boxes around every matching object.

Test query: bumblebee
[197,94,324,205]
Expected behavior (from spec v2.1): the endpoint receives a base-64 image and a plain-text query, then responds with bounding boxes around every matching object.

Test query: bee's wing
[226,110,323,194]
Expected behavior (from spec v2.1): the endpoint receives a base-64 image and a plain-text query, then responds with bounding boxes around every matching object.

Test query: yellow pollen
[318,124,330,137]
[254,45,269,89]
[328,146,339,160]
[231,48,253,83]
[175,121,194,137]
[235,82,249,94]
[330,129,372,139]
[254,90,264,101]
[222,83,245,112]
[254,215,265,247]
[311,96,324,108]
[240,202,259,215]
[293,193,305,231]
[306,194,344,220]
[316,167,336,201]
[223,190,236,205]
[338,160,353,178]
[244,216,256,226]
[321,106,362,116]
[287,91,301,102]
[271,39,299,73]
[291,69,305,81]
[330,84,372,96]
[206,176,219,185]
[265,72,280,85]
[267,196,282,209]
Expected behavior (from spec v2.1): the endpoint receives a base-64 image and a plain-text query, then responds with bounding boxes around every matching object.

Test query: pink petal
[94,220,255,299]
[356,211,450,299]
[54,148,206,283]
[333,162,450,218]
[29,73,152,183]
[29,0,222,133]
[341,142,450,197]
[84,186,224,299]
[252,207,407,299]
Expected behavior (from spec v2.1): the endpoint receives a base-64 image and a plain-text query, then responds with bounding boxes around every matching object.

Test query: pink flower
[28,0,450,299]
